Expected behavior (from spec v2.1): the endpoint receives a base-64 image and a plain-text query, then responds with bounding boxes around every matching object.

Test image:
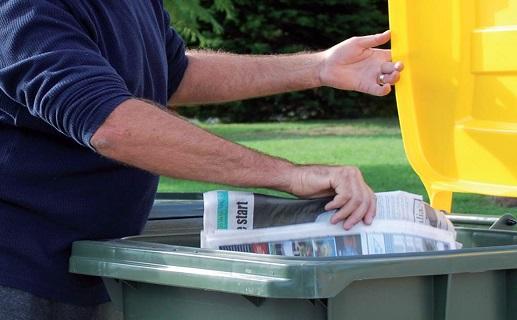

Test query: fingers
[341,180,374,230]
[380,61,404,74]
[394,61,404,72]
[324,167,376,230]
[357,30,391,48]
[324,167,361,214]
[372,60,403,96]
[372,83,391,96]
[325,192,352,213]
[381,71,400,85]
[341,195,370,230]
[288,165,377,229]
[327,188,365,226]
[380,61,403,84]
[363,192,377,225]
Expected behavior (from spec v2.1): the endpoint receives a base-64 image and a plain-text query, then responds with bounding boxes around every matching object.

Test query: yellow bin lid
[389,1,517,211]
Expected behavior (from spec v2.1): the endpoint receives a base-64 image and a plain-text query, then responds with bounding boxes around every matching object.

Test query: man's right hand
[286,165,376,230]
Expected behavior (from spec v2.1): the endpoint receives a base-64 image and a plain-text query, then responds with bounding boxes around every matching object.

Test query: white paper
[201,190,460,256]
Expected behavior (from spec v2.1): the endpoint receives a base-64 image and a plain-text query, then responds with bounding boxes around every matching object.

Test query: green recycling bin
[70,224,517,320]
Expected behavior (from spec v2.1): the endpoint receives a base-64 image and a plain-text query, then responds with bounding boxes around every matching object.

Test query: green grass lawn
[158,118,513,215]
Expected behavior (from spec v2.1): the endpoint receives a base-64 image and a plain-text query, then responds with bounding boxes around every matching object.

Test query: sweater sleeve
[0,0,133,149]
[162,9,189,101]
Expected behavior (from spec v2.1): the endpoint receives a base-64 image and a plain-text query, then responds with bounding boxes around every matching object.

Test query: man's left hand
[319,30,404,96]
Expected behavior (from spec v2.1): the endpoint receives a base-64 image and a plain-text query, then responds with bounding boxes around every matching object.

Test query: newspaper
[202,190,333,231]
[201,190,460,256]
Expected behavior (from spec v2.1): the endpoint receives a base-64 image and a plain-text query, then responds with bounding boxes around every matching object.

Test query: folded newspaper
[201,190,460,256]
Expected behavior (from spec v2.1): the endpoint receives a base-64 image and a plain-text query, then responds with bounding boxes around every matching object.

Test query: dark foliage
[166,0,396,122]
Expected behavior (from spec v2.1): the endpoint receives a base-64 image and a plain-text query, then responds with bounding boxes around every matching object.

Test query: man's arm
[170,31,403,106]
[91,99,376,229]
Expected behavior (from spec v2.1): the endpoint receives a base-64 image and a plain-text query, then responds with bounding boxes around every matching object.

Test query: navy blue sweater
[0,0,187,305]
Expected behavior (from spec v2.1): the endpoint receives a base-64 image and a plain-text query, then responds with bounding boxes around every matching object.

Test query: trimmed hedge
[166,0,396,122]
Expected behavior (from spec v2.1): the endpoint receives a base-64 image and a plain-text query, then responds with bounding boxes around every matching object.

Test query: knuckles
[346,36,359,45]
[350,197,362,207]
[336,166,360,178]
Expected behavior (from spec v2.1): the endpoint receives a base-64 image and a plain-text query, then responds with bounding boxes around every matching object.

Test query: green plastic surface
[70,228,517,320]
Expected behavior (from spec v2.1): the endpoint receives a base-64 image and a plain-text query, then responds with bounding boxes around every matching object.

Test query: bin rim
[69,227,517,299]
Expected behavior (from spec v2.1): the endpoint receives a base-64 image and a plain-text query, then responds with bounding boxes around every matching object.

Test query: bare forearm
[91,99,377,229]
[91,99,294,189]
[170,50,324,106]
[170,32,404,105]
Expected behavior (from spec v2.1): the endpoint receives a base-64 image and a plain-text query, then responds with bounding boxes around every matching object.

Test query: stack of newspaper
[200,190,460,257]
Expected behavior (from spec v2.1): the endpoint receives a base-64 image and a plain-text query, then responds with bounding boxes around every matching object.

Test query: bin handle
[488,214,517,231]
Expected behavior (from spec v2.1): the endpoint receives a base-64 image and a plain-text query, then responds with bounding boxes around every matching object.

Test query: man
[0,0,402,318]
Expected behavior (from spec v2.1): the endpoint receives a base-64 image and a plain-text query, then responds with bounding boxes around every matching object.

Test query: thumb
[357,30,390,48]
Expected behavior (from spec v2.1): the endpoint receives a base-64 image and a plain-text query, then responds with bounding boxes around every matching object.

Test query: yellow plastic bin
[389,0,517,211]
